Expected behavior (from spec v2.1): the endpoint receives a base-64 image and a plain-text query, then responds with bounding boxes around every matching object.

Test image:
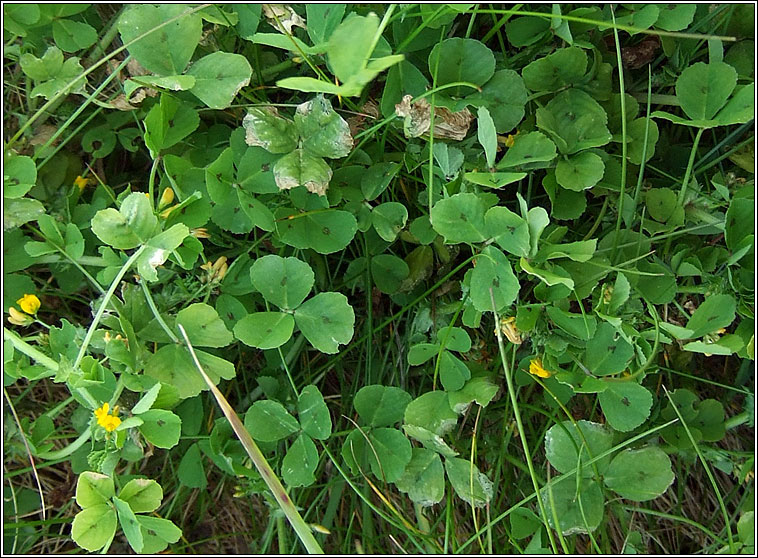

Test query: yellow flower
[191,228,210,239]
[94,402,122,432]
[158,187,175,210]
[73,175,92,191]
[7,307,33,326]
[17,294,40,315]
[504,130,520,148]
[529,358,552,379]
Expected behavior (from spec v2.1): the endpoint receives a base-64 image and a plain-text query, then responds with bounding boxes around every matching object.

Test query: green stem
[74,246,146,370]
[610,7,628,266]
[489,290,560,554]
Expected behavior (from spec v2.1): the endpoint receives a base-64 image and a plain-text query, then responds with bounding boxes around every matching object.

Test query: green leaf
[250,254,314,310]
[498,131,557,169]
[714,83,755,125]
[439,351,471,392]
[546,306,597,341]
[76,471,115,508]
[118,5,202,75]
[394,448,445,506]
[477,107,497,168]
[138,409,182,449]
[444,457,493,508]
[144,345,235,399]
[176,303,233,348]
[645,188,678,222]
[540,477,604,534]
[408,343,440,366]
[537,239,597,263]
[114,496,143,553]
[244,400,300,442]
[676,62,737,121]
[327,13,384,84]
[361,162,402,200]
[448,375,499,413]
[634,261,677,304]
[20,46,63,81]
[372,202,408,242]
[431,193,487,244]
[281,433,320,488]
[91,192,157,250]
[428,38,494,97]
[603,447,674,501]
[402,424,458,458]
[143,94,199,154]
[135,223,189,282]
[298,385,332,440]
[132,383,162,415]
[187,52,251,109]
[71,504,117,552]
[276,208,357,254]
[555,151,605,191]
[469,246,519,313]
[27,53,88,99]
[234,312,294,349]
[118,478,163,513]
[537,89,611,154]
[3,4,40,37]
[627,117,659,164]
[367,428,413,483]
[522,47,588,92]
[466,69,527,132]
[52,19,97,52]
[485,206,530,257]
[137,516,181,552]
[598,381,653,432]
[655,4,696,31]
[544,420,613,477]
[124,74,196,99]
[584,322,635,375]
[295,95,353,159]
[273,149,333,196]
[4,198,45,231]
[242,107,299,154]
[3,154,37,199]
[294,292,355,354]
[437,326,472,353]
[178,442,207,489]
[306,4,345,44]
[371,254,409,294]
[505,16,550,47]
[354,385,412,428]
[464,172,526,189]
[404,391,458,436]
[685,294,736,338]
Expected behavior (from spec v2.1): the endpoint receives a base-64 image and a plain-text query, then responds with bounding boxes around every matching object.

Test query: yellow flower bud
[17,294,41,315]
[497,316,522,345]
[8,307,33,326]
[158,187,175,210]
[191,228,210,239]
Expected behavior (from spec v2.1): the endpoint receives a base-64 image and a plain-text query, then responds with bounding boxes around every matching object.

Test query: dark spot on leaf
[322,316,332,324]
[11,178,19,185]
[168,119,174,127]
[93,140,102,150]
[266,328,272,334]
[567,112,575,121]
[201,324,207,329]
[262,163,270,172]
[157,419,165,427]
[227,313,234,320]
[322,227,330,235]
[524,153,532,159]
[281,277,287,286]
[233,207,240,213]
[621,397,630,406]
[216,173,222,181]
[459,213,467,222]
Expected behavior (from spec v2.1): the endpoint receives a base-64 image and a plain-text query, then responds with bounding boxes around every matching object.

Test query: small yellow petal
[74,175,90,191]
[529,358,552,379]
[158,187,175,209]
[17,294,40,315]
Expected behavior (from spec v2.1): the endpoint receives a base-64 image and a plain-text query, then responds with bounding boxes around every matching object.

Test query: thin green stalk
[676,127,706,206]
[74,246,146,370]
[139,279,179,343]
[177,324,324,554]
[489,290,560,554]
[662,386,736,552]
[610,7,628,265]
[630,66,654,222]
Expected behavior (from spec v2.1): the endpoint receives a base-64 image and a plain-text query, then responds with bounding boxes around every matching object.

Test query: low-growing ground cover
[3,3,755,554]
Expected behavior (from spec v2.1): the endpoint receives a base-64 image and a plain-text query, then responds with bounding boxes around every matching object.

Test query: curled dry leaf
[262,4,307,34]
[395,95,473,141]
